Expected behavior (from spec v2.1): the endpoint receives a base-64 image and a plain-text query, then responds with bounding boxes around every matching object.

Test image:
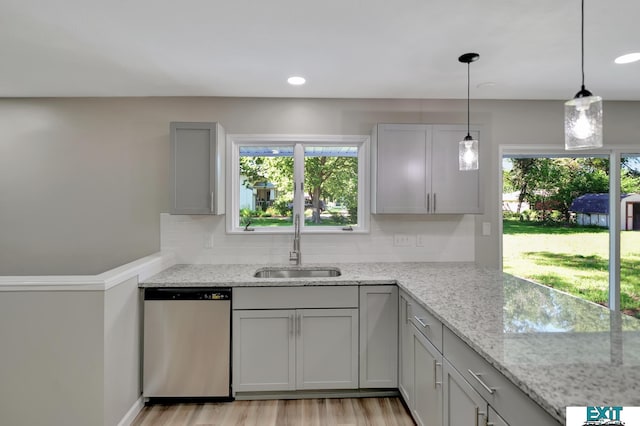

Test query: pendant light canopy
[459,53,479,171]
[565,0,602,150]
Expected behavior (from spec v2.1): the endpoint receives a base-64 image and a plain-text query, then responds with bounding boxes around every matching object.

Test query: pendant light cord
[467,61,470,137]
[581,0,585,89]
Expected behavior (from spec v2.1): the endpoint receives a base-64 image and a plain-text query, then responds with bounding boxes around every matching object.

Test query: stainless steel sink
[254,267,342,278]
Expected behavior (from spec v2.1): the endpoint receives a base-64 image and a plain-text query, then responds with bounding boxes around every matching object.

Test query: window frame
[499,144,640,313]
[227,133,370,234]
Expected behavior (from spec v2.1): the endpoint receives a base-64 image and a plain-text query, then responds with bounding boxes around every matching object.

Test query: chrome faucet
[289,213,301,265]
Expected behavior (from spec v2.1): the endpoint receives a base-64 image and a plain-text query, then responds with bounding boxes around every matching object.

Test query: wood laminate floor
[132,397,415,426]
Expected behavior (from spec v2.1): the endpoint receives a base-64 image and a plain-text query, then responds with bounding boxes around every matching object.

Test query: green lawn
[502,220,640,318]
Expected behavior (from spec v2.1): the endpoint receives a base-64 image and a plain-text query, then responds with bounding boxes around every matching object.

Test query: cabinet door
[488,406,510,426]
[374,124,432,213]
[359,285,398,388]
[398,292,414,406]
[296,309,359,389]
[232,309,295,392]
[170,122,225,215]
[412,324,443,426]
[431,125,481,214]
[443,359,487,426]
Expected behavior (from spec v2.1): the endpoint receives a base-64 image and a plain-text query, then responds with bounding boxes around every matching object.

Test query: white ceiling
[2,0,639,100]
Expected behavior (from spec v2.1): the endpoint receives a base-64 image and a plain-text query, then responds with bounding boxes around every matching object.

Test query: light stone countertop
[142,262,640,423]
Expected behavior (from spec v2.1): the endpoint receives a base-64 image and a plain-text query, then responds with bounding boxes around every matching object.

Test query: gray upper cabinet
[372,124,482,214]
[169,122,225,215]
[431,125,481,214]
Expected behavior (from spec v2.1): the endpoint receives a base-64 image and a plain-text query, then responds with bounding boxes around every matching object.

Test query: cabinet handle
[433,193,437,212]
[414,315,429,328]
[433,360,442,388]
[210,192,214,212]
[468,369,495,394]
[297,313,301,337]
[406,303,412,323]
[426,193,430,212]
[289,314,294,336]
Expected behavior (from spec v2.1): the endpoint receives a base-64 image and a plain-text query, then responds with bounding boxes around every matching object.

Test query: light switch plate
[482,222,491,236]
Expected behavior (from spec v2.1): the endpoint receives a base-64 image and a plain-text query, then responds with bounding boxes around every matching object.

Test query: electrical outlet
[394,234,415,247]
[204,233,215,248]
[416,234,425,247]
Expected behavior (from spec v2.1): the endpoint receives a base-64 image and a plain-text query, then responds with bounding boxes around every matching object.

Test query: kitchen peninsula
[142,262,640,425]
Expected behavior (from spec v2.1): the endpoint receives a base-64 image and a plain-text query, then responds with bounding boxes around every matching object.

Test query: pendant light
[458,53,480,171]
[564,0,602,150]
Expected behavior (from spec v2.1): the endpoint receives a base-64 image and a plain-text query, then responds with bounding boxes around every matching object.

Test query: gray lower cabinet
[169,121,225,215]
[296,308,359,390]
[399,290,444,426]
[233,309,295,391]
[488,407,510,426]
[359,285,398,388]
[443,327,560,426]
[411,323,443,426]
[398,292,414,403]
[233,306,359,393]
[232,286,359,395]
[443,359,488,426]
[442,360,511,426]
[400,290,560,426]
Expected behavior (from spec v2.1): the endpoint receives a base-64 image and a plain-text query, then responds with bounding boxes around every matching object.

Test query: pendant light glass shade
[564,0,603,150]
[564,90,603,150]
[459,137,478,171]
[458,52,479,171]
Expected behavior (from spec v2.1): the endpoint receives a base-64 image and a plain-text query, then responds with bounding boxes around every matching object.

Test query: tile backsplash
[160,213,475,264]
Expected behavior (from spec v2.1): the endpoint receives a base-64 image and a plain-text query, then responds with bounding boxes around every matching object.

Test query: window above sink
[227,134,370,234]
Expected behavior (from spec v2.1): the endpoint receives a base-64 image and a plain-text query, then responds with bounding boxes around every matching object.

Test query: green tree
[305,156,358,223]
[505,157,610,222]
[621,168,640,193]
[240,155,294,214]
[549,158,608,221]
[240,152,358,225]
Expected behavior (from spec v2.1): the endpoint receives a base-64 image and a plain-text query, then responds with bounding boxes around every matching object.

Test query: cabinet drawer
[443,327,560,426]
[233,286,358,310]
[403,291,442,352]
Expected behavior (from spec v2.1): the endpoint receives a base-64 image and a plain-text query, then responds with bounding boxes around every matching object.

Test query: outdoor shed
[570,193,640,230]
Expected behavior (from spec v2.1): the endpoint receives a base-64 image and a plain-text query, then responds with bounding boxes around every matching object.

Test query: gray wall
[104,276,142,426]
[0,290,105,426]
[2,97,639,274]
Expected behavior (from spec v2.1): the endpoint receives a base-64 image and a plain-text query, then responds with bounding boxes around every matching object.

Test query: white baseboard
[117,396,145,426]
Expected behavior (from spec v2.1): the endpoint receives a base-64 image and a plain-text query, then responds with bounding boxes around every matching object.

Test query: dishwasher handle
[144,287,231,301]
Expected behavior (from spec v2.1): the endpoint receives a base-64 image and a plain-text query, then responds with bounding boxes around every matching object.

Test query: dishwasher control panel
[144,287,231,301]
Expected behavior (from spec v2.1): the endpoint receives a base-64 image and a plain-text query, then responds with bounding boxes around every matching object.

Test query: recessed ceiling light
[614,52,640,64]
[287,76,306,85]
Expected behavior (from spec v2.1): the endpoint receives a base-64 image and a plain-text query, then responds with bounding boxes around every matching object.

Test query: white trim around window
[226,134,370,234]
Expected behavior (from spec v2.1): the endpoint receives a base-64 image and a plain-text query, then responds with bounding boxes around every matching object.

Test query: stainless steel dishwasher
[143,287,231,400]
